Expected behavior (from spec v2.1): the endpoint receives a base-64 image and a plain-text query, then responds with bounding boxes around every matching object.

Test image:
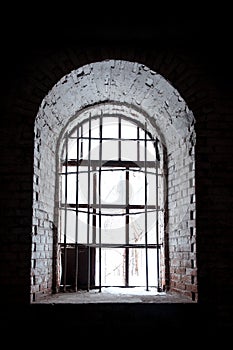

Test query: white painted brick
[32,59,196,299]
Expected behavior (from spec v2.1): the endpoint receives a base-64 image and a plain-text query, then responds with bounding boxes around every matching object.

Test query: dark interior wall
[1,9,233,333]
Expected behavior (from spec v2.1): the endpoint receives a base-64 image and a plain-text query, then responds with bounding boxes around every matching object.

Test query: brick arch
[36,60,195,150]
[10,47,212,122]
[32,59,196,302]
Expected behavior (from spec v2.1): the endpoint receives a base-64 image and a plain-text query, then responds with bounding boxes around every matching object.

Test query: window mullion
[156,138,161,291]
[63,133,68,292]
[87,113,91,291]
[137,126,140,162]
[125,167,129,287]
[118,116,121,161]
[74,126,80,292]
[98,112,103,292]
[144,123,149,291]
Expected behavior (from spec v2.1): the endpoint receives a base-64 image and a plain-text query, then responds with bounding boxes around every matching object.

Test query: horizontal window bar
[69,136,157,142]
[60,203,160,210]
[61,159,160,168]
[59,243,162,249]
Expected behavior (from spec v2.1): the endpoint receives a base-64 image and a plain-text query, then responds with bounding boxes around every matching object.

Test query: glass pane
[59,208,99,245]
[147,172,156,206]
[78,170,87,204]
[90,118,99,138]
[90,140,100,160]
[80,138,89,159]
[128,209,157,244]
[68,138,77,159]
[78,167,93,204]
[138,129,156,161]
[128,248,145,286]
[129,209,145,244]
[121,119,137,139]
[148,249,158,287]
[67,174,77,204]
[96,209,125,244]
[100,168,126,205]
[95,248,125,286]
[60,167,78,205]
[138,141,145,161]
[76,210,88,244]
[60,209,76,244]
[147,211,157,244]
[61,174,65,203]
[81,120,89,138]
[128,249,158,287]
[129,169,145,205]
[102,140,118,160]
[102,117,119,139]
[121,140,137,161]
[147,139,156,161]
[139,128,145,139]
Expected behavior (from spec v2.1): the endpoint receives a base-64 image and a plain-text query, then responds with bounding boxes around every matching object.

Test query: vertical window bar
[155,138,161,291]
[74,126,79,292]
[87,113,91,291]
[125,167,129,287]
[98,112,103,292]
[118,116,121,161]
[137,126,140,162]
[144,123,149,291]
[92,167,97,290]
[93,167,97,245]
[63,133,68,292]
[80,124,83,159]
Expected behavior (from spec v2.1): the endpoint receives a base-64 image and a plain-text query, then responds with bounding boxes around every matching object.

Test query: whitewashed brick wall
[31,60,196,301]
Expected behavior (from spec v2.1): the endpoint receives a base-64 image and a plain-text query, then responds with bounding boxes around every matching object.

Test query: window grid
[59,115,164,293]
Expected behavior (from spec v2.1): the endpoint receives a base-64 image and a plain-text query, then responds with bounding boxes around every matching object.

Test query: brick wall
[30,60,196,301]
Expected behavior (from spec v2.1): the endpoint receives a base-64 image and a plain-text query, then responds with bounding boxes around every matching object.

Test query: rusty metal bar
[60,206,162,218]
[80,124,83,159]
[156,139,161,291]
[98,112,103,292]
[61,203,159,210]
[59,167,162,177]
[125,167,129,287]
[87,113,91,291]
[93,167,97,245]
[137,126,140,162]
[60,242,162,249]
[62,159,159,168]
[74,126,80,291]
[144,123,149,291]
[118,116,121,161]
[70,136,152,142]
[63,133,68,291]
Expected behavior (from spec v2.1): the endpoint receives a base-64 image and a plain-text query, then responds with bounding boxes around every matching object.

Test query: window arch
[58,112,166,293]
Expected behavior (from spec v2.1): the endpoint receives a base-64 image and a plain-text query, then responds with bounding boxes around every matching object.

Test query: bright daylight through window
[58,113,166,295]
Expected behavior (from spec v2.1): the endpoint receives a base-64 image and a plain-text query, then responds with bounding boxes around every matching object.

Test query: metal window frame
[59,115,163,292]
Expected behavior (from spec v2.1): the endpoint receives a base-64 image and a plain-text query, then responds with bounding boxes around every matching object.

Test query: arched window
[32,60,196,303]
[58,113,166,293]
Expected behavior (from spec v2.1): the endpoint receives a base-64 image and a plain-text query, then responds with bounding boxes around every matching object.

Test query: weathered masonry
[31,60,196,302]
